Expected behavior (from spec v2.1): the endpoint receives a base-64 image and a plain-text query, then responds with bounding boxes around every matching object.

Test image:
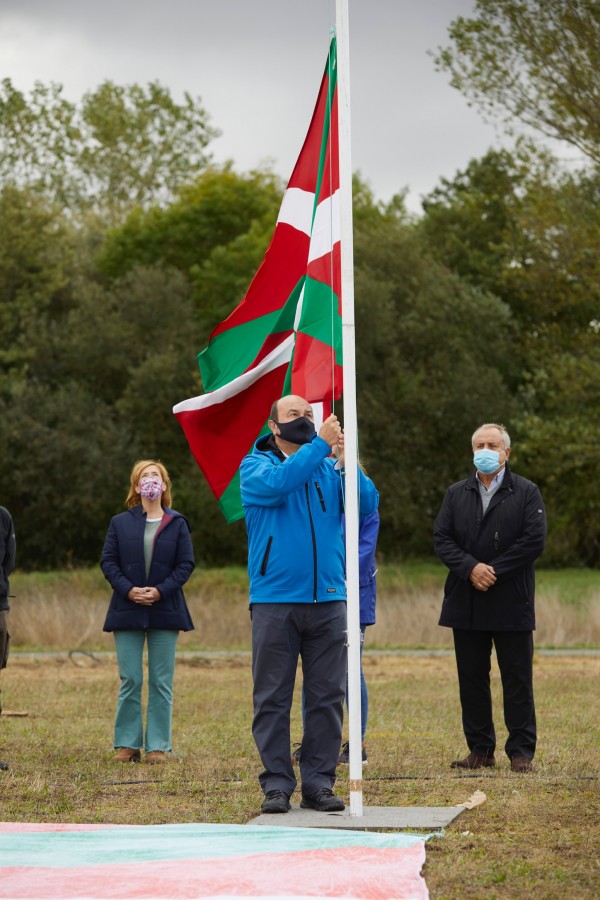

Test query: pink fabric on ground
[1,846,428,899]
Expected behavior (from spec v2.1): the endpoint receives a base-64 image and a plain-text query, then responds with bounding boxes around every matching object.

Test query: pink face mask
[139,478,164,502]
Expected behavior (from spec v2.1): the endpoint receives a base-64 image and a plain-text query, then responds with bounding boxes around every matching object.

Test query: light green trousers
[113,629,179,752]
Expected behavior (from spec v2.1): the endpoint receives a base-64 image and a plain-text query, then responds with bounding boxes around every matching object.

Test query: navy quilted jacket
[101,505,194,632]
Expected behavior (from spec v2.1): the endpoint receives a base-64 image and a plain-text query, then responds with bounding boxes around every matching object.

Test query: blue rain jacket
[240,433,379,605]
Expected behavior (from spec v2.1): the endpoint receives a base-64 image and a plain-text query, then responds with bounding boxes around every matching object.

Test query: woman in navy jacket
[101,459,194,763]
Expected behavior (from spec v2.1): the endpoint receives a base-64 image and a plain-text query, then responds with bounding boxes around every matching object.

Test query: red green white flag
[173,37,342,522]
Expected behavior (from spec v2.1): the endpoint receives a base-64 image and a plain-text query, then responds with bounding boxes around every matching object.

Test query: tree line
[1,2,599,569]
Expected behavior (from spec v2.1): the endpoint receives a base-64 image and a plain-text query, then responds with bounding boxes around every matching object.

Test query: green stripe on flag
[217,472,245,523]
[199,280,305,393]
[198,312,282,392]
[299,277,342,360]
[217,420,271,522]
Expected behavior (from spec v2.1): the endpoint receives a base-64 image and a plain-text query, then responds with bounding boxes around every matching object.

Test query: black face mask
[274,416,316,445]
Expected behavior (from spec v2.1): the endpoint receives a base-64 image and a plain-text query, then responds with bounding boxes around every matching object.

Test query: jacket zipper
[260,536,273,575]
[305,483,318,601]
[494,501,504,551]
[314,481,326,512]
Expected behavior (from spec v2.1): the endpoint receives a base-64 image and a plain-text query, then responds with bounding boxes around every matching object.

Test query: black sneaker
[300,788,345,811]
[260,790,291,814]
[337,741,368,765]
[0,760,8,771]
[291,742,302,764]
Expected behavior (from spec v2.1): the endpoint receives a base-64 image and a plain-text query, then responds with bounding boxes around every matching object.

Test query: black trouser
[0,610,9,716]
[453,629,536,761]
[251,601,347,797]
[0,611,8,665]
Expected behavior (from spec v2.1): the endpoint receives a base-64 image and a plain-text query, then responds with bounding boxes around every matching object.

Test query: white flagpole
[336,0,363,816]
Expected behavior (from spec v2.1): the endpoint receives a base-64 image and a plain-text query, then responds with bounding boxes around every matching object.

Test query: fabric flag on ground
[173,37,342,523]
[0,822,432,899]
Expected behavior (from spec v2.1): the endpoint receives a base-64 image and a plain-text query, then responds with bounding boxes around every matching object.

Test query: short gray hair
[471,423,511,449]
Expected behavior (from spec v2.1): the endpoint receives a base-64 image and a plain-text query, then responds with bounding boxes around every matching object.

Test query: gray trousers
[251,601,347,797]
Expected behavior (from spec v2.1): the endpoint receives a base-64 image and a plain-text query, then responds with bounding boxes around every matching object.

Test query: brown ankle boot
[145,751,170,764]
[450,750,496,769]
[113,747,141,763]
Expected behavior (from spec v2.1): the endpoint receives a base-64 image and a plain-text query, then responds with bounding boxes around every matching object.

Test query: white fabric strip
[172,334,295,413]
[308,189,340,264]
[276,187,315,235]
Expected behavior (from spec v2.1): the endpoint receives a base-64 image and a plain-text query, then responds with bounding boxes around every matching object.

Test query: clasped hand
[128,586,160,605]
[470,562,496,592]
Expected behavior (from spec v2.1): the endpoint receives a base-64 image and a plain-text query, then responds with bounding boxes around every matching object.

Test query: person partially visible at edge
[433,424,546,774]
[240,395,379,815]
[0,505,16,772]
[338,507,379,766]
[101,460,195,765]
[293,508,380,768]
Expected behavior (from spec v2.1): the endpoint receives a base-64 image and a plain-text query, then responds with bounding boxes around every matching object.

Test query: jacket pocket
[260,536,273,576]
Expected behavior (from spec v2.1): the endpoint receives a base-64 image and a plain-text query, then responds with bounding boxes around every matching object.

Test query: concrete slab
[249,804,464,831]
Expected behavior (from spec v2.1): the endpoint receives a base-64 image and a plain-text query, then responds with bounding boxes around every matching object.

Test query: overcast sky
[0,0,511,214]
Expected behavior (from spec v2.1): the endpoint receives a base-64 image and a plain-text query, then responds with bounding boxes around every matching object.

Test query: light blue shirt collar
[476,466,507,492]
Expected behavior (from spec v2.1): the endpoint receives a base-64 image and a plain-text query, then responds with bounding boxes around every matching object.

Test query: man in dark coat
[434,423,546,773]
[0,506,16,771]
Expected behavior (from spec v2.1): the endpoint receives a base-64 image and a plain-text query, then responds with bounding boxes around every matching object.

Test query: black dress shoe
[261,790,291,813]
[450,751,496,769]
[300,788,345,811]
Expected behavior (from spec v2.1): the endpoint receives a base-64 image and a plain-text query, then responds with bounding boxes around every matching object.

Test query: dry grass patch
[0,653,598,898]
[8,565,600,650]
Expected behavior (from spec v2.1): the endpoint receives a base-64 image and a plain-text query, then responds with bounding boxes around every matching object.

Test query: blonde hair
[125,459,172,509]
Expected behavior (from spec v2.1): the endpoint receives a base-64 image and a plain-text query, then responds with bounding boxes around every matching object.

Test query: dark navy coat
[0,506,16,611]
[101,505,195,632]
[434,466,546,631]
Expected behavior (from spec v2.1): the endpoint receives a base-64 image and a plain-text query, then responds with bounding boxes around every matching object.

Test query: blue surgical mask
[473,449,501,474]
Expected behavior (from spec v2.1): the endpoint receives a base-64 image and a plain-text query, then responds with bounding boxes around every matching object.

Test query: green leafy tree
[0,381,130,567]
[98,166,282,269]
[502,168,600,330]
[420,151,600,343]
[0,186,77,389]
[516,331,600,566]
[0,78,217,222]
[98,165,284,348]
[435,0,600,164]
[58,264,250,567]
[353,189,517,558]
[419,149,524,297]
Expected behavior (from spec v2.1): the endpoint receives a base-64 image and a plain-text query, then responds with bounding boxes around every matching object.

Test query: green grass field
[0,652,598,898]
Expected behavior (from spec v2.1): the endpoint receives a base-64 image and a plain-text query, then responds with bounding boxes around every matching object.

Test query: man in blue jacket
[240,395,379,814]
[434,423,546,773]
